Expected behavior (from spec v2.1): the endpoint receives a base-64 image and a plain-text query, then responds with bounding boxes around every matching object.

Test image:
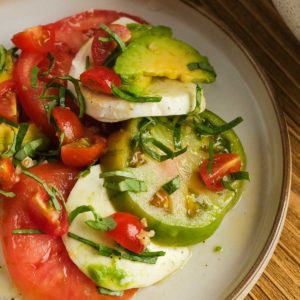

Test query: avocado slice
[0,46,14,83]
[101,110,245,246]
[127,23,173,41]
[114,35,216,94]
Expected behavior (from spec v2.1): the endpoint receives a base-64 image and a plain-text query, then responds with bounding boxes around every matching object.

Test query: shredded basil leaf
[68,205,95,224]
[0,190,15,198]
[231,171,250,181]
[195,116,243,135]
[58,86,66,107]
[98,287,124,297]
[22,170,62,211]
[31,66,40,88]
[15,138,44,161]
[98,37,113,43]
[103,49,122,67]
[173,116,186,150]
[12,229,43,235]
[58,76,86,118]
[85,55,91,70]
[104,179,147,193]
[207,140,214,174]
[111,84,162,103]
[85,216,116,232]
[221,178,236,192]
[99,24,126,52]
[162,175,180,195]
[68,232,165,264]
[15,123,29,152]
[0,117,18,128]
[40,53,55,77]
[76,161,97,179]
[0,45,6,72]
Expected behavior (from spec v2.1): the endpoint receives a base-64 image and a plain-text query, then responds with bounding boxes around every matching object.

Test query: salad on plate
[0,9,249,300]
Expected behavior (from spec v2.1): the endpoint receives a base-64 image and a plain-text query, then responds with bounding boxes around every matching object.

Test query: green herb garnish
[31,66,40,88]
[85,55,91,70]
[104,179,147,193]
[40,53,55,77]
[222,171,250,192]
[100,170,135,179]
[12,229,43,235]
[187,61,216,76]
[15,138,44,161]
[68,232,165,264]
[111,84,162,103]
[195,116,243,135]
[0,116,18,128]
[68,205,95,224]
[162,175,180,195]
[99,24,126,52]
[0,190,16,198]
[0,45,6,72]
[207,140,214,174]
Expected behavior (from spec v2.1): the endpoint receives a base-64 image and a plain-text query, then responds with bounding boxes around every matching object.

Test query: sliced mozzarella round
[62,165,191,291]
[69,32,205,122]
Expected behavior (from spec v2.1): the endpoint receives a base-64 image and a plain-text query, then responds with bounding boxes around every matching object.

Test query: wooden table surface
[186,1,300,299]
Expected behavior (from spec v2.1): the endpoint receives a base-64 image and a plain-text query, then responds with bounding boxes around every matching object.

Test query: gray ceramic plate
[0,0,291,299]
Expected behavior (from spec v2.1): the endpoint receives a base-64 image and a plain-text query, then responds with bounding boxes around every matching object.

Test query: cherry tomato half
[199,153,241,191]
[12,25,55,54]
[0,79,18,123]
[80,66,121,94]
[61,135,107,168]
[107,212,146,254]
[92,24,131,66]
[52,107,85,144]
[0,158,17,191]
[26,185,69,237]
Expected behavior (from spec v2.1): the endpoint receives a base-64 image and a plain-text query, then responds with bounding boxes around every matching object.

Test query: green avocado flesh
[101,110,245,246]
[114,34,216,94]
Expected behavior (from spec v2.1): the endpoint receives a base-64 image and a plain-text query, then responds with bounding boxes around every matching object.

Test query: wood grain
[184,0,300,299]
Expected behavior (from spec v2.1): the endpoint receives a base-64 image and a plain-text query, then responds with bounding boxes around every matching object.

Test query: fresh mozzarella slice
[68,28,205,122]
[62,165,191,291]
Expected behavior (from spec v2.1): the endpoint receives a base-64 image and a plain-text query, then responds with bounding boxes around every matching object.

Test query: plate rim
[181,0,292,299]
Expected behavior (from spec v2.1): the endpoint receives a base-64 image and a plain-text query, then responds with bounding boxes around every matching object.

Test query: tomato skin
[107,212,145,254]
[199,153,241,191]
[61,135,107,168]
[1,162,136,300]
[52,107,85,144]
[80,67,121,94]
[12,25,55,54]
[13,51,56,138]
[0,79,18,122]
[0,158,17,191]
[52,10,120,53]
[27,186,69,236]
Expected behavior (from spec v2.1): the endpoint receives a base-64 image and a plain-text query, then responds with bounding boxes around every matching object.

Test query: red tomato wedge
[12,25,55,54]
[52,107,85,144]
[61,135,107,168]
[80,66,121,94]
[0,158,17,191]
[1,163,136,300]
[199,153,241,191]
[0,79,18,123]
[107,212,146,254]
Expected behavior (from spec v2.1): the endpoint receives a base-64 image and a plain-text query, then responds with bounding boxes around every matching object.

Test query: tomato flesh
[199,153,241,191]
[80,66,121,94]
[0,79,18,122]
[1,163,136,300]
[52,107,85,144]
[107,212,145,254]
[0,158,17,191]
[12,25,55,54]
[61,135,107,168]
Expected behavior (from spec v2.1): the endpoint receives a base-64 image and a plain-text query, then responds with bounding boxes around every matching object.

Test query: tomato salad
[0,9,249,300]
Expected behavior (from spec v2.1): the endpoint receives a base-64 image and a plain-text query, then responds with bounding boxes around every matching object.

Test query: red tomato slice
[80,66,121,94]
[0,79,18,123]
[0,158,17,191]
[13,51,57,138]
[61,135,107,168]
[51,10,121,53]
[199,153,241,191]
[12,25,55,54]
[1,163,136,300]
[107,212,145,254]
[52,107,85,144]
